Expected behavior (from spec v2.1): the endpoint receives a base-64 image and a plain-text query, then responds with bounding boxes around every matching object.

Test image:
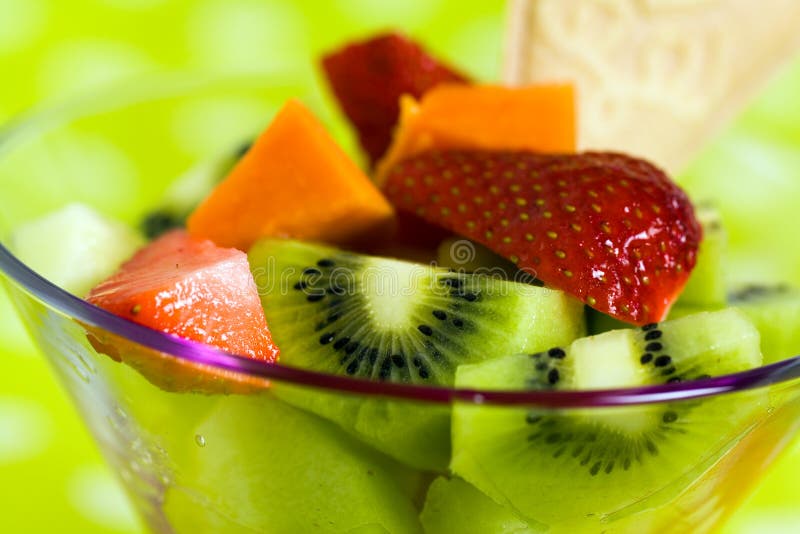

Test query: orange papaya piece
[188,99,395,251]
[375,84,575,184]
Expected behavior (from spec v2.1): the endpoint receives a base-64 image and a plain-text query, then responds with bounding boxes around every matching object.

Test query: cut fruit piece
[671,284,800,364]
[87,230,278,393]
[504,0,800,175]
[248,238,585,469]
[187,99,395,251]
[375,84,575,184]
[383,150,702,325]
[8,203,144,297]
[140,141,250,239]
[730,285,800,364]
[452,309,763,527]
[322,31,469,165]
[164,393,422,534]
[89,230,277,360]
[420,477,543,534]
[249,238,584,384]
[677,205,727,307]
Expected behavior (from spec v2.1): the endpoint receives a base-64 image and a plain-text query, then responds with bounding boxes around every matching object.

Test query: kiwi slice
[677,204,727,308]
[163,393,422,533]
[663,204,798,365]
[250,239,585,384]
[671,284,800,364]
[451,309,764,528]
[729,284,800,364]
[140,141,250,239]
[420,477,543,534]
[248,239,585,470]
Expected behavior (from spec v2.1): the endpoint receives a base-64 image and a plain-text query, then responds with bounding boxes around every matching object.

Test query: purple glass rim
[2,243,800,407]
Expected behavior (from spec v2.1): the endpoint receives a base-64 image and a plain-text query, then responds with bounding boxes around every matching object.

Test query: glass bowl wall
[2,78,800,533]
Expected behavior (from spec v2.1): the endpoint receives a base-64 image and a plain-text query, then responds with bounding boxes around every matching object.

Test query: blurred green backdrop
[0,1,798,532]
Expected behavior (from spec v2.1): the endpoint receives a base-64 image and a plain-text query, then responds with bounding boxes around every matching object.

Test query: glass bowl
[2,76,800,534]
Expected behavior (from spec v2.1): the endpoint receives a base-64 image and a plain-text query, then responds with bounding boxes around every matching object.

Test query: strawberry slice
[322,32,469,165]
[383,150,701,324]
[87,230,279,393]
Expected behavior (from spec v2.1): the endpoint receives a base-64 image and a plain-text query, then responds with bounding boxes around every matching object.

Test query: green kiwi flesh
[671,284,800,364]
[248,239,585,470]
[249,239,585,385]
[677,204,727,307]
[729,285,800,363]
[163,393,423,534]
[662,205,800,364]
[420,477,543,534]
[451,309,763,527]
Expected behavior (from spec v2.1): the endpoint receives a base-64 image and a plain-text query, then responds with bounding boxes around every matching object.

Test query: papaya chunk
[188,99,395,251]
[375,84,576,184]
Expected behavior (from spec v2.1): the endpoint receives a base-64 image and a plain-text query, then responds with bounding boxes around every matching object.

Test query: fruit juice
[2,10,800,534]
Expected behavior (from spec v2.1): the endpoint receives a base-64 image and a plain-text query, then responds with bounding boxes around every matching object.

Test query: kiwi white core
[362,258,430,330]
[571,331,644,391]
[571,331,656,435]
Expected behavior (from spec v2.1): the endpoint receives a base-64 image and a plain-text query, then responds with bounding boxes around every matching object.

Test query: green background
[0,1,799,532]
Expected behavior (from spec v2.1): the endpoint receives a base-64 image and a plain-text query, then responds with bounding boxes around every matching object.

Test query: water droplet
[195,434,206,447]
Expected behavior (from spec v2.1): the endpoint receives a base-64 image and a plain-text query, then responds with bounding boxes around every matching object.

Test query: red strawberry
[87,230,279,393]
[383,150,701,324]
[322,32,469,165]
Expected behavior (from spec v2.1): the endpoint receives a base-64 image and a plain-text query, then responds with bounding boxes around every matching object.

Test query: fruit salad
[8,23,800,534]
